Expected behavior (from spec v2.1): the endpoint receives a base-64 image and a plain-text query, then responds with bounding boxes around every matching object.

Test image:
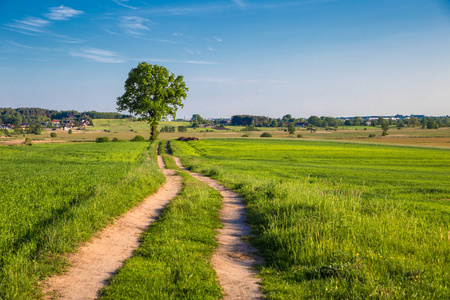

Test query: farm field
[0,142,164,299]
[170,138,450,298]
[1,119,449,148]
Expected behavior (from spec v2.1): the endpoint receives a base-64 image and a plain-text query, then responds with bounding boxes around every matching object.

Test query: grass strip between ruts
[100,170,223,299]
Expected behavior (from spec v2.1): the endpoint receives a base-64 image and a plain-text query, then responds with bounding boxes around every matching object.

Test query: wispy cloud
[207,47,216,51]
[213,36,223,42]
[6,41,49,51]
[69,47,125,63]
[113,0,138,10]
[4,5,82,36]
[44,5,83,21]
[103,28,118,35]
[233,0,246,9]
[135,58,218,65]
[186,48,202,55]
[5,17,50,35]
[140,0,335,16]
[120,16,151,36]
[191,77,289,84]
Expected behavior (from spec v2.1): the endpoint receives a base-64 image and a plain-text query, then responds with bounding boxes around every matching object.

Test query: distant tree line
[0,107,131,126]
[229,114,449,129]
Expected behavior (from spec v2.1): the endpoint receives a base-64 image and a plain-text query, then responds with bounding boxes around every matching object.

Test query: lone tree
[288,122,296,134]
[117,62,188,140]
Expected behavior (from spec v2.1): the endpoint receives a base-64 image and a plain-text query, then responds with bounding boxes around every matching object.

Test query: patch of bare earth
[173,156,263,299]
[43,148,181,299]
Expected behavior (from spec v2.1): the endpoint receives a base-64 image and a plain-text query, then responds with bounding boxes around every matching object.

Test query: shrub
[297,134,303,138]
[68,129,73,134]
[381,131,388,136]
[24,138,32,146]
[131,135,145,142]
[260,132,272,138]
[96,137,110,143]
[50,132,57,138]
[242,134,249,137]
[111,137,120,142]
[368,133,376,138]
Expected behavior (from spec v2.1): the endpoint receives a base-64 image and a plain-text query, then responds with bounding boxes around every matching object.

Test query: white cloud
[186,48,202,55]
[207,47,215,51]
[135,58,218,65]
[213,36,222,42]
[113,0,138,10]
[7,41,49,51]
[233,0,246,8]
[120,16,151,36]
[5,17,50,34]
[191,77,287,84]
[44,5,83,21]
[69,47,125,63]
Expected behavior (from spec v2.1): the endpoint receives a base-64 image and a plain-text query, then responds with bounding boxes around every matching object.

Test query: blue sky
[1,0,450,118]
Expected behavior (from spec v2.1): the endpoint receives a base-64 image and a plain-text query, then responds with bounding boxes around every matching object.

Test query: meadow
[170,139,450,298]
[0,142,164,299]
[1,119,449,148]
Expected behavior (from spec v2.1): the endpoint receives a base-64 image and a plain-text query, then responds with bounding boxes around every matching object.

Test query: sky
[1,0,450,119]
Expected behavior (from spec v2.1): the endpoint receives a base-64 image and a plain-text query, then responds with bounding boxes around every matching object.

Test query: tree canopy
[117,62,188,140]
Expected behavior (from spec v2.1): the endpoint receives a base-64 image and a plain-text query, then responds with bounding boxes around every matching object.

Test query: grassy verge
[0,142,164,299]
[160,140,181,170]
[100,171,223,299]
[170,139,450,298]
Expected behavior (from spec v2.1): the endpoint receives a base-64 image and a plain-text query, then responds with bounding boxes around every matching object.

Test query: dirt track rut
[172,153,263,300]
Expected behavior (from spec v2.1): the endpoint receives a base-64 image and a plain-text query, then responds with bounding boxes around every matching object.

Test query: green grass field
[170,138,450,298]
[0,142,164,299]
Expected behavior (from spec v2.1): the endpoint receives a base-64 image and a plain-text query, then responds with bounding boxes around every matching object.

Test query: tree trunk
[150,123,158,141]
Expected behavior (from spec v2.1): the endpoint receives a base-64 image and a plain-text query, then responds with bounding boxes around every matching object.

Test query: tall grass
[0,142,164,299]
[170,139,450,298]
[100,171,223,299]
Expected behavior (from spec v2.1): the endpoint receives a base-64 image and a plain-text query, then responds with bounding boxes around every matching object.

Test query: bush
[381,131,388,136]
[178,126,187,133]
[131,135,145,142]
[111,137,120,142]
[68,129,73,134]
[23,138,32,146]
[368,133,376,138]
[242,134,249,137]
[50,132,57,138]
[297,134,303,138]
[95,137,110,143]
[260,132,272,138]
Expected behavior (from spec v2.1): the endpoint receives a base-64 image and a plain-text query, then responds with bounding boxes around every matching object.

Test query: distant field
[0,119,449,148]
[171,138,450,298]
[0,142,164,299]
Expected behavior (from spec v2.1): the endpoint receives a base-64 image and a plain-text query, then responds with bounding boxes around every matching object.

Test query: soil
[43,148,182,299]
[173,156,263,299]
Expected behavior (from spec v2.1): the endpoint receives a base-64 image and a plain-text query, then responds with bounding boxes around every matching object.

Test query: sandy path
[172,154,263,300]
[43,145,182,299]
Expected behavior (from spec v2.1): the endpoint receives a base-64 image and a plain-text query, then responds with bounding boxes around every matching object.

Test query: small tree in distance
[117,62,188,141]
[288,122,296,134]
